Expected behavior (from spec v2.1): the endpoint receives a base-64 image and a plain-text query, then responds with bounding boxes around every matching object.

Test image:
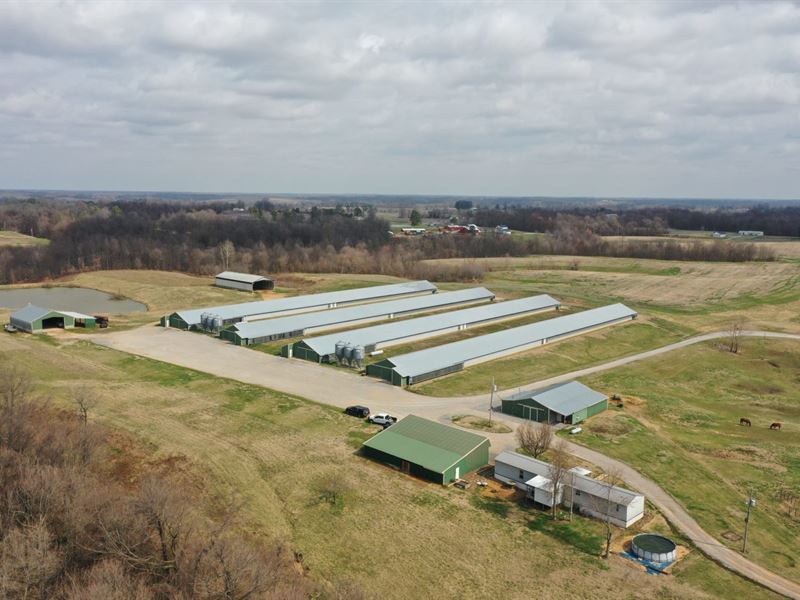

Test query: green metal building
[9,304,96,333]
[361,415,490,485]
[501,381,607,425]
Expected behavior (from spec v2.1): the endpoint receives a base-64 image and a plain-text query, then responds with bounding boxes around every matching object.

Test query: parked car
[345,405,370,418]
[4,323,18,333]
[368,413,397,427]
[94,315,109,328]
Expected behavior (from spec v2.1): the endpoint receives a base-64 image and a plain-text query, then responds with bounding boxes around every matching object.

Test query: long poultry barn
[163,280,437,330]
[367,303,637,386]
[288,294,561,363]
[221,287,495,345]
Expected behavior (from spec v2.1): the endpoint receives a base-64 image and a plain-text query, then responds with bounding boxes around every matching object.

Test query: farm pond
[0,287,147,314]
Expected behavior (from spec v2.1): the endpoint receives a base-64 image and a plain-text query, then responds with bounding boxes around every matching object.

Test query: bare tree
[516,421,553,459]
[547,440,572,520]
[728,320,742,353]
[218,240,235,271]
[0,364,35,451]
[73,386,97,425]
[590,467,625,559]
[0,519,63,599]
[314,473,350,506]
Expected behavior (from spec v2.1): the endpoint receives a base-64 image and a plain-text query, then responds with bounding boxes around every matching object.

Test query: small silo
[343,344,354,366]
[335,341,346,364]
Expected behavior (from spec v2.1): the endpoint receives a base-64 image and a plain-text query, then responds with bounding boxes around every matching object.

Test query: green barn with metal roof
[361,415,490,485]
[501,381,608,425]
[9,304,97,333]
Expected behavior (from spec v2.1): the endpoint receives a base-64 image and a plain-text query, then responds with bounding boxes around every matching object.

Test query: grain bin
[631,534,677,563]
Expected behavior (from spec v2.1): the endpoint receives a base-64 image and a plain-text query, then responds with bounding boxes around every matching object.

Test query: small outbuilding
[361,415,490,485]
[10,304,96,333]
[214,271,274,292]
[501,381,608,425]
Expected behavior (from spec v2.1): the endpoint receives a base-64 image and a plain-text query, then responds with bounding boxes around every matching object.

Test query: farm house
[214,271,274,292]
[493,451,645,528]
[361,415,490,485]
[501,381,608,425]
[293,294,560,363]
[9,304,96,333]
[164,280,437,329]
[222,287,495,346]
[367,303,637,386]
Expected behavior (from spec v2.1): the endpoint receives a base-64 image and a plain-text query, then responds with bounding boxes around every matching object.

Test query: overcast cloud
[0,1,798,198]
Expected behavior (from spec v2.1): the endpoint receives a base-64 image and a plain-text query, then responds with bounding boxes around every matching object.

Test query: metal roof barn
[293,294,560,363]
[368,303,637,386]
[362,415,490,485]
[215,271,274,291]
[501,381,608,425]
[165,280,437,329]
[9,304,97,333]
[222,287,495,345]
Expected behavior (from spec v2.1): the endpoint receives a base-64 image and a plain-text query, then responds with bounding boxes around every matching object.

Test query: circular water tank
[353,346,365,362]
[631,534,677,563]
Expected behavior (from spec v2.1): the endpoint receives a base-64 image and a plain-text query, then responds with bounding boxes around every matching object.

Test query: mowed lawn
[0,332,781,600]
[575,339,800,582]
[412,317,693,396]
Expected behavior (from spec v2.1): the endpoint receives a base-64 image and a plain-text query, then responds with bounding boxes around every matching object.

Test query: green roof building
[362,415,490,485]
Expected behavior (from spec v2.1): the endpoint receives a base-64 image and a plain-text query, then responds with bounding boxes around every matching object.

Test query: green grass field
[0,230,49,246]
[0,332,782,599]
[572,339,800,582]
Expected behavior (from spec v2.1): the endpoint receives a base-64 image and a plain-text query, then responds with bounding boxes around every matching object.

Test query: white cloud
[0,0,797,198]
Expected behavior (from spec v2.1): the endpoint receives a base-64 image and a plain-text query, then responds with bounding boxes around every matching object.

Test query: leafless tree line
[0,365,364,600]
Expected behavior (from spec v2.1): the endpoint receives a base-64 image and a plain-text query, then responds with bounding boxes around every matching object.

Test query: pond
[0,287,147,314]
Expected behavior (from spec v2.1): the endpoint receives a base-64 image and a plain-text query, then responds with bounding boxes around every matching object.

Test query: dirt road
[94,327,800,599]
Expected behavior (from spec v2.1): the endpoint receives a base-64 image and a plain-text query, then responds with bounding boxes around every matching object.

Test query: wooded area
[0,199,782,285]
[0,365,362,599]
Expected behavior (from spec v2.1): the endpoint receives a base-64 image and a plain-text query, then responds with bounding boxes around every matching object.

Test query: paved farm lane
[95,327,800,599]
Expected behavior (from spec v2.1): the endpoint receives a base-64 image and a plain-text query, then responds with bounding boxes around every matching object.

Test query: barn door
[401,461,410,473]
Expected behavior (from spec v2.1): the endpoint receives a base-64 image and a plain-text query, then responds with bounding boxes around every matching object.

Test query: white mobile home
[494,451,644,528]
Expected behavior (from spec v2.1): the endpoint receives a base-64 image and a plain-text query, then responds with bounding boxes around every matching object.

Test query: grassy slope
[0,333,779,600]
[0,230,49,246]
[572,339,800,582]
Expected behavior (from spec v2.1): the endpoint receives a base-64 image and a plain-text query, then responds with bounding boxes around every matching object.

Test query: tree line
[0,365,362,599]
[0,199,779,285]
[471,204,800,237]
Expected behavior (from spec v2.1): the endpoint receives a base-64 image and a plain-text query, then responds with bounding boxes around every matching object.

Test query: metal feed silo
[353,346,365,368]
[335,341,346,364]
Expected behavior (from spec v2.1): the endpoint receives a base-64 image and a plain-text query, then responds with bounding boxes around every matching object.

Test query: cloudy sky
[0,1,798,198]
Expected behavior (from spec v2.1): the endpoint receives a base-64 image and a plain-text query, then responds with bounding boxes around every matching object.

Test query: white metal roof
[172,280,437,326]
[505,381,608,417]
[386,303,636,378]
[495,451,642,506]
[301,294,560,357]
[231,287,495,341]
[58,310,95,320]
[216,271,272,284]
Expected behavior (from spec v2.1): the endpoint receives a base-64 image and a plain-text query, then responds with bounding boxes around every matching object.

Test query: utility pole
[569,471,575,522]
[742,494,756,553]
[488,377,496,423]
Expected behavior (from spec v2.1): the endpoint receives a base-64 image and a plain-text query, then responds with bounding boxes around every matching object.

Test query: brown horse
[770,422,782,430]
[740,417,752,427]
